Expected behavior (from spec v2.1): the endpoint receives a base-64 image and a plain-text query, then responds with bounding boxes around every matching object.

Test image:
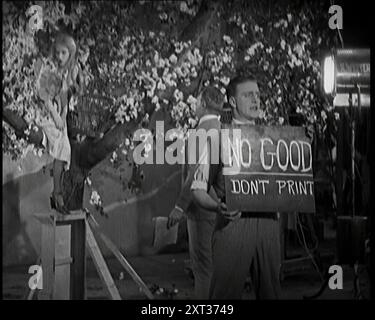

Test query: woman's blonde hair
[54,33,78,86]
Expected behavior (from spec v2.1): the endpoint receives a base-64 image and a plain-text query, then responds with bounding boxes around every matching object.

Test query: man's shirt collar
[198,114,221,126]
[232,118,256,125]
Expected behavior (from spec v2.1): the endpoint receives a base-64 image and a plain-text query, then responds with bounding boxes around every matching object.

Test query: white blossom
[175,42,184,54]
[321,110,327,121]
[220,76,230,86]
[247,42,264,56]
[223,35,233,45]
[293,44,304,57]
[157,81,166,91]
[294,25,300,36]
[110,151,118,163]
[169,54,178,64]
[152,95,159,104]
[180,1,188,12]
[159,12,168,21]
[90,190,102,206]
[85,177,92,186]
[174,89,184,102]
[241,23,247,34]
[258,110,266,119]
[280,39,286,50]
[187,95,197,105]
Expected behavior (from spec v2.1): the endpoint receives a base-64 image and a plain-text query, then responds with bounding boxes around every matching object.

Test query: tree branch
[80,110,150,169]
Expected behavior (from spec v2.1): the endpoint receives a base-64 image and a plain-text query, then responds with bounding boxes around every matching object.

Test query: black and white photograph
[2,0,373,306]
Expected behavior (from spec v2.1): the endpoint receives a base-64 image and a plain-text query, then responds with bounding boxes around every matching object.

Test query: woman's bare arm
[61,97,68,120]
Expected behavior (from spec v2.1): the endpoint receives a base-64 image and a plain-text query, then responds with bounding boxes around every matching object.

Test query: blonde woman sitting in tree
[35,33,83,214]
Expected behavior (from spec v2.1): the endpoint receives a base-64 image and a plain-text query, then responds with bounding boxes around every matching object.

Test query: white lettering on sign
[230,179,269,195]
[226,137,312,173]
[289,141,301,171]
[260,138,274,170]
[276,180,314,195]
[229,178,313,196]
[276,139,289,172]
[224,126,315,213]
[240,138,252,168]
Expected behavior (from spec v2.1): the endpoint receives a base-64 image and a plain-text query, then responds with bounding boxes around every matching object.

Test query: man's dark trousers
[187,217,216,299]
[209,214,282,299]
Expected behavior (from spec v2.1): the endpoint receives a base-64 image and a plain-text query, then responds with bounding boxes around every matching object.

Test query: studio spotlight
[323,55,335,95]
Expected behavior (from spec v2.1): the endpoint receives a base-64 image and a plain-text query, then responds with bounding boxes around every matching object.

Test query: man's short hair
[226,75,257,100]
[201,86,225,112]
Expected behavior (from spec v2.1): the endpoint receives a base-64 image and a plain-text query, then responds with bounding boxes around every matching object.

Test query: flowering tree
[3,0,338,212]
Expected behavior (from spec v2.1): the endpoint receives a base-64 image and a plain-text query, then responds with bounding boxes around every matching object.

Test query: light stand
[304,48,370,300]
[349,84,362,218]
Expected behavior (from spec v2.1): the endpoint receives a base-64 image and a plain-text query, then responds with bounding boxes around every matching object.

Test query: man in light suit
[167,86,225,299]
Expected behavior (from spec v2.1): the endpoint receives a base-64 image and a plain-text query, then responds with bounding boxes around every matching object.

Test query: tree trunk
[62,141,88,210]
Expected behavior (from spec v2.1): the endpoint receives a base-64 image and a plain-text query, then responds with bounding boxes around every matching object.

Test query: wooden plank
[336,108,344,215]
[33,213,55,225]
[70,218,86,300]
[38,219,55,300]
[54,224,71,299]
[85,221,121,300]
[88,215,154,300]
[34,211,86,224]
[55,257,73,266]
[54,210,86,222]
[33,211,87,300]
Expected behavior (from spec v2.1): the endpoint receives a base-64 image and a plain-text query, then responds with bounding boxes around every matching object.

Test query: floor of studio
[3,241,371,300]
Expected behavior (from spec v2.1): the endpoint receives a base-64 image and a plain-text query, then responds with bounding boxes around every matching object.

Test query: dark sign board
[221,125,315,213]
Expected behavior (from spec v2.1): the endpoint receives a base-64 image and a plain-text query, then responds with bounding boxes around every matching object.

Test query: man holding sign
[191,76,288,299]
